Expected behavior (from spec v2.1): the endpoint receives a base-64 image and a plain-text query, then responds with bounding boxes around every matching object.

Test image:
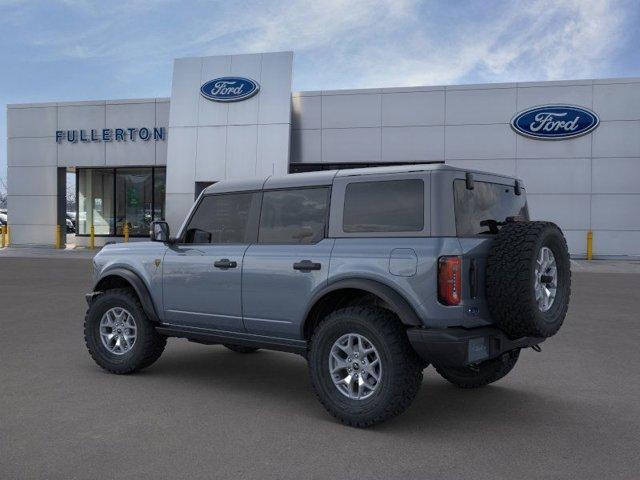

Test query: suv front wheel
[308,307,423,427]
[84,288,167,374]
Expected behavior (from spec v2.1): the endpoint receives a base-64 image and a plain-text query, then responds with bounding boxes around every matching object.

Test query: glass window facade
[77,167,166,236]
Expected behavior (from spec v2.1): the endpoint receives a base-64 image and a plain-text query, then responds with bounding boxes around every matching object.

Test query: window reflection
[78,169,114,235]
[115,169,153,236]
[77,167,166,237]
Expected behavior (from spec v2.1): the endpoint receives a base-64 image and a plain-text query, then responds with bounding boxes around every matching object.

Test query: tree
[0,177,7,209]
[66,176,76,212]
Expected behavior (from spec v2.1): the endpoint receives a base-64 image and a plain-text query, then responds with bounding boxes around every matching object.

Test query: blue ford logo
[200,77,260,102]
[511,105,599,140]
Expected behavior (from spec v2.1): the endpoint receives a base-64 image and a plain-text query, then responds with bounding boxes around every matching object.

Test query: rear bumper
[407,326,544,367]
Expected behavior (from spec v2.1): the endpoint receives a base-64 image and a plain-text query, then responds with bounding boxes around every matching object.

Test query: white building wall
[6,99,168,246]
[165,52,293,229]
[291,78,640,258]
[6,55,639,258]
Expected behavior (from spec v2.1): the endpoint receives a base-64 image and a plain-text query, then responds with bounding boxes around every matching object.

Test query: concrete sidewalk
[0,246,99,259]
[570,259,640,274]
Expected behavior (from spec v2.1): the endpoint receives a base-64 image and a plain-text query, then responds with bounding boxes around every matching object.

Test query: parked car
[83,165,571,427]
[0,212,6,226]
[65,212,75,232]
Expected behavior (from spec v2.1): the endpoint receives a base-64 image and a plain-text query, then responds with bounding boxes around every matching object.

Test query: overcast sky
[1,0,639,184]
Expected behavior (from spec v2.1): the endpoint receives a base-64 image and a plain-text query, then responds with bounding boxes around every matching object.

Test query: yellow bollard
[6,224,9,246]
[1,224,5,248]
[55,224,61,249]
[123,223,129,243]
[89,224,95,249]
[586,230,593,261]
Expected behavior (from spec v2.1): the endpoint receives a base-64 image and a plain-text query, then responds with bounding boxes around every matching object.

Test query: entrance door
[162,191,260,332]
[242,187,333,339]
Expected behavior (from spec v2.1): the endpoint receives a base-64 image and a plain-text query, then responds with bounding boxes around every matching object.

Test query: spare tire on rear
[485,221,571,339]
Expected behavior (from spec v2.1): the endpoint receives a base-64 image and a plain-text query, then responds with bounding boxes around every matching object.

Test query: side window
[184,193,257,244]
[259,188,330,244]
[343,179,424,233]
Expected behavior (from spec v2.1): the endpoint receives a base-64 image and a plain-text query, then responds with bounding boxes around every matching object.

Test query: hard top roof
[202,163,519,195]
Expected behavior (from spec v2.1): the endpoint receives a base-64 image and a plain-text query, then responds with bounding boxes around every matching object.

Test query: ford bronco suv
[84,165,570,427]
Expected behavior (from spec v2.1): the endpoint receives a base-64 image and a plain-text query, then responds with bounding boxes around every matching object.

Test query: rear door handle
[293,260,321,271]
[214,258,237,269]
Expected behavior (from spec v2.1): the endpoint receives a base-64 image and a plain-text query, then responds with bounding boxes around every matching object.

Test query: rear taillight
[438,256,462,306]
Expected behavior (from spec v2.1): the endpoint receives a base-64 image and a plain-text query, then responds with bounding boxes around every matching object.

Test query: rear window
[454,179,529,236]
[343,179,424,233]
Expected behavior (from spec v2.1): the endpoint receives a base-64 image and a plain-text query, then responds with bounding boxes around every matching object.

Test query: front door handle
[293,260,321,271]
[214,258,237,269]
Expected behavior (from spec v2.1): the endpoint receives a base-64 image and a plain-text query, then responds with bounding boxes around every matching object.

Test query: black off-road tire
[84,288,167,374]
[435,349,520,388]
[308,307,423,428]
[223,344,260,354]
[486,221,571,339]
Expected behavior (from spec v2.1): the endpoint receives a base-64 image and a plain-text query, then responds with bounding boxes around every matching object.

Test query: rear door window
[343,179,424,233]
[258,188,330,244]
[453,179,529,236]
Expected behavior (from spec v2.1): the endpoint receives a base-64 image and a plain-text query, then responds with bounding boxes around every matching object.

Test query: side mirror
[150,221,170,242]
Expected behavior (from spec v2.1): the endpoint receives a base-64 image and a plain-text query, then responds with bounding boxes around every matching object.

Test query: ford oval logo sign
[511,105,599,140]
[200,77,260,102]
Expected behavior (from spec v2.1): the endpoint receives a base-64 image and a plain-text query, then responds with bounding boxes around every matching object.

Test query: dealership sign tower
[164,52,293,229]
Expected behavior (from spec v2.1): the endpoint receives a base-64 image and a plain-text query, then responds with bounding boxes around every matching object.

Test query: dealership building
[6,51,640,257]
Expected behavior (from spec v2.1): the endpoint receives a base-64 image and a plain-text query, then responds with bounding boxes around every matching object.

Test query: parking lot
[1,255,639,479]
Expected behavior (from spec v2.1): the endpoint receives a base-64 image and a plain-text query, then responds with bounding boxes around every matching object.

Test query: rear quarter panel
[327,168,517,328]
[328,237,493,328]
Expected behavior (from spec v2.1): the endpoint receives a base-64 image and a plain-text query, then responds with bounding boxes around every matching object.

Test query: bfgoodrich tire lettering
[84,288,166,374]
[308,307,423,427]
[486,221,571,339]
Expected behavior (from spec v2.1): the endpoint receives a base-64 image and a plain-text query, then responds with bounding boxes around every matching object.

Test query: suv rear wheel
[308,307,423,427]
[84,288,167,374]
[435,349,520,388]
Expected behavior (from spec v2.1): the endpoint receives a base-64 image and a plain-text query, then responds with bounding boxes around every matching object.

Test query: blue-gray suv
[84,164,571,427]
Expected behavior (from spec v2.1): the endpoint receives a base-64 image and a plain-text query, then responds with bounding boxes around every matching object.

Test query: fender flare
[92,267,160,323]
[303,278,422,333]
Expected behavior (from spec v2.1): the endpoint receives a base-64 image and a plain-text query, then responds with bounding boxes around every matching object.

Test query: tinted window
[184,193,257,244]
[454,179,529,236]
[259,188,329,244]
[343,179,424,233]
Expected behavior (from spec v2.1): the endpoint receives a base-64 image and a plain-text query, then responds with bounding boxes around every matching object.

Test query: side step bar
[155,324,308,356]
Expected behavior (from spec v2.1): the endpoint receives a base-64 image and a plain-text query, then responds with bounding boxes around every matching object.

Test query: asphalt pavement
[1,256,639,479]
